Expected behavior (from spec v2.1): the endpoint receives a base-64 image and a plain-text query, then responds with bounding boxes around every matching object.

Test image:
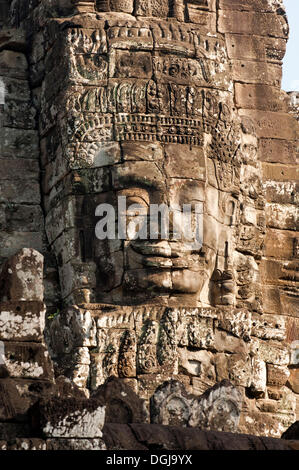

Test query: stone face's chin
[171,269,204,294]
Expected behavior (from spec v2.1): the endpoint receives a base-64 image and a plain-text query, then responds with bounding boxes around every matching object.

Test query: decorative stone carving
[151,379,243,433]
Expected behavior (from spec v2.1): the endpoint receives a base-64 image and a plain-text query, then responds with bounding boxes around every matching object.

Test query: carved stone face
[93,142,208,304]
[43,6,244,306]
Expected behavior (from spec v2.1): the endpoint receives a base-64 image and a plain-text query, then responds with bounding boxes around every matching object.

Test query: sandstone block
[251,313,286,341]
[0,28,27,52]
[262,163,298,182]
[0,301,45,342]
[92,376,148,424]
[31,397,106,438]
[46,438,106,450]
[264,230,297,259]
[178,348,215,380]
[0,204,44,233]
[232,60,282,87]
[0,158,39,180]
[249,359,266,397]
[150,379,243,433]
[0,180,41,204]
[0,377,53,421]
[218,11,288,38]
[265,182,298,205]
[0,232,43,259]
[227,353,251,387]
[214,329,248,354]
[266,203,298,231]
[0,128,39,159]
[1,341,54,379]
[219,0,282,11]
[288,369,299,394]
[2,99,36,129]
[259,139,298,164]
[0,248,44,302]
[290,341,299,366]
[239,110,298,140]
[0,50,28,79]
[225,34,286,62]
[267,364,290,387]
[235,83,288,112]
[250,338,289,365]
[0,77,31,101]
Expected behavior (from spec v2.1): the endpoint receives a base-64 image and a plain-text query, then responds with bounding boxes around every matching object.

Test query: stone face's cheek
[172,269,205,294]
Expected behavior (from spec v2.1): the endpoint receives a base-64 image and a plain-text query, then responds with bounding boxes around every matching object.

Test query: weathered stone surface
[265,230,297,259]
[232,60,282,87]
[219,0,285,13]
[225,33,286,62]
[1,341,54,379]
[46,438,106,450]
[0,248,44,302]
[92,376,148,424]
[0,301,46,342]
[250,338,289,365]
[8,439,47,451]
[219,11,288,38]
[240,110,298,140]
[0,232,44,260]
[0,50,28,79]
[103,422,295,450]
[150,379,242,433]
[0,28,27,52]
[267,364,290,387]
[288,369,299,394]
[31,397,106,438]
[0,204,44,233]
[262,163,298,182]
[266,203,297,231]
[0,378,54,421]
[235,83,288,112]
[259,139,297,164]
[0,128,39,159]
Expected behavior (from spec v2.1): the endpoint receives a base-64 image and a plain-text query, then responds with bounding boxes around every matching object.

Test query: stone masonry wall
[0,10,61,314]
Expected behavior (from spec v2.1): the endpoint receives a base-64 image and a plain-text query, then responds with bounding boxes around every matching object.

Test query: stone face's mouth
[128,241,203,271]
[130,240,201,259]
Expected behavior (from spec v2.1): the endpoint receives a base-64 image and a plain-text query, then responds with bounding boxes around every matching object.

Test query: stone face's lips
[128,241,203,270]
[130,240,201,258]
